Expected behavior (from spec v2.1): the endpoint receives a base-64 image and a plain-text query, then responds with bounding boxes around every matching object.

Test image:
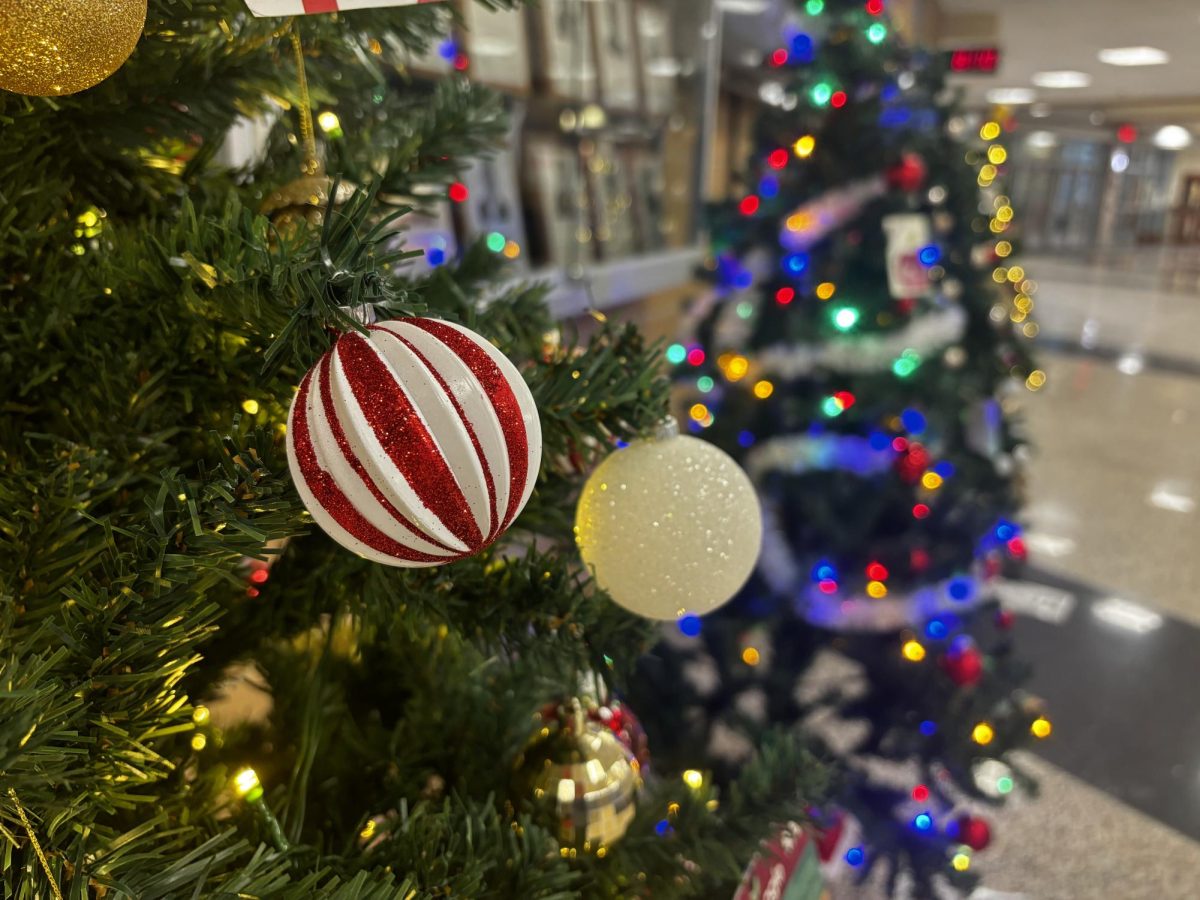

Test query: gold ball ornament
[260,174,356,237]
[519,702,642,853]
[0,0,147,97]
[575,424,762,620]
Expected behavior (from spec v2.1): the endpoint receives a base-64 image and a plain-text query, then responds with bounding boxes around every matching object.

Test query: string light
[191,734,207,751]
[753,380,775,399]
[739,195,760,216]
[865,580,887,598]
[831,90,848,108]
[1031,716,1052,738]
[952,851,971,872]
[866,23,887,44]
[996,775,1015,794]
[972,722,995,745]
[1026,369,1047,391]
[921,472,944,490]
[192,706,211,725]
[234,768,263,801]
[987,145,1008,164]
[913,503,931,519]
[902,640,926,661]
[726,355,750,381]
[696,376,714,393]
[810,82,833,106]
[689,403,709,422]
[241,399,260,415]
[768,148,789,168]
[980,121,1001,140]
[995,240,1012,257]
[816,281,836,300]
[742,647,761,666]
[317,111,342,135]
[786,211,814,232]
[866,561,888,580]
[832,306,860,331]
[805,0,825,13]
[666,343,687,365]
[893,349,921,377]
[865,0,885,14]
[913,813,933,832]
[448,182,469,202]
[794,134,816,158]
[682,769,704,789]
[503,240,521,259]
[687,347,705,365]
[776,286,795,305]
[769,48,789,67]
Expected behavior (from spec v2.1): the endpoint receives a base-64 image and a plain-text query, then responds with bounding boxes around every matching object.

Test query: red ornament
[941,645,983,686]
[886,153,927,192]
[957,815,992,851]
[995,608,1016,630]
[286,318,542,567]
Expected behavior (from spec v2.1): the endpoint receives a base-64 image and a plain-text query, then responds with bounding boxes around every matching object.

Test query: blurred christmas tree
[638,0,1051,894]
[0,2,829,896]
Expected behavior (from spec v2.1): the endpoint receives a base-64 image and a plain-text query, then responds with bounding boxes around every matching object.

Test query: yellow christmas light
[996,206,1014,223]
[991,267,1008,283]
[241,399,260,415]
[682,769,704,789]
[726,355,750,381]
[989,219,1007,234]
[1026,369,1047,391]
[816,282,836,300]
[1022,322,1039,338]
[192,706,211,726]
[1031,716,1052,739]
[902,640,926,662]
[971,722,995,745]
[867,580,888,598]
[191,733,208,751]
[689,403,709,422]
[921,472,943,490]
[987,145,1008,165]
[753,380,774,399]
[234,767,262,799]
[786,212,814,232]
[503,240,521,259]
[952,851,971,872]
[980,121,1002,141]
[995,241,1012,257]
[1005,265,1025,282]
[794,135,816,158]
[742,647,761,666]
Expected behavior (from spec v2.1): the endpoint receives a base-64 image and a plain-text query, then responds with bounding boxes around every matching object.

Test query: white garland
[755,304,966,378]
[744,433,896,481]
[758,498,990,633]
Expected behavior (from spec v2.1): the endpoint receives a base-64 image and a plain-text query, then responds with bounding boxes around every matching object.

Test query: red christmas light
[912,784,929,802]
[768,148,789,169]
[448,182,469,202]
[1116,123,1137,144]
[995,608,1016,630]
[770,48,789,67]
[739,195,761,216]
[891,436,908,452]
[818,579,838,594]
[1007,537,1027,559]
[831,90,848,108]
[775,286,796,305]
[833,390,856,409]
[686,347,705,366]
[246,587,261,598]
[249,568,270,584]
[865,0,885,14]
[453,53,469,72]
[911,547,931,570]
[913,503,931,519]
[866,561,888,581]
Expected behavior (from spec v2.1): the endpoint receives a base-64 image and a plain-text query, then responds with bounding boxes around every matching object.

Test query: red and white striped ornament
[286,317,541,567]
[245,0,442,16]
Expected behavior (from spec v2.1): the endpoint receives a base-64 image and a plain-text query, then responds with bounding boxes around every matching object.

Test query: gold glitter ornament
[0,0,147,97]
[575,421,762,620]
[260,174,356,237]
[517,699,642,853]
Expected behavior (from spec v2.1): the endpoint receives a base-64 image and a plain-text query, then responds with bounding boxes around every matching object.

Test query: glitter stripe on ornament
[288,368,450,565]
[316,354,458,557]
[335,331,483,548]
[386,330,502,540]
[405,318,537,532]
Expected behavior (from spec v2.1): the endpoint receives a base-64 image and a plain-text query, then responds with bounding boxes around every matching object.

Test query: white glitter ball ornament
[575,428,762,620]
[286,318,541,567]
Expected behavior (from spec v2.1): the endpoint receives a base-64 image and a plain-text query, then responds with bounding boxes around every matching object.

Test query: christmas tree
[0,2,822,897]
[640,0,1051,894]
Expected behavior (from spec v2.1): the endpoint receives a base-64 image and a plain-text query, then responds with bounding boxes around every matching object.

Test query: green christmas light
[666,343,687,365]
[893,349,922,377]
[832,306,860,331]
[804,0,824,13]
[996,776,1015,795]
[810,82,833,107]
[736,301,754,319]
[486,231,506,253]
[821,396,844,417]
[697,376,715,393]
[866,23,887,45]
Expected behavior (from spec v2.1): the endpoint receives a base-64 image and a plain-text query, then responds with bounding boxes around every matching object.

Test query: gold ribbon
[7,788,64,900]
[289,24,320,177]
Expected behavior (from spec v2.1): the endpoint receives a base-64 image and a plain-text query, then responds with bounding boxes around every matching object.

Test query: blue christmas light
[919,720,937,736]
[790,33,815,64]
[784,252,810,275]
[881,83,900,102]
[615,439,630,449]
[426,247,446,266]
[759,176,779,198]
[913,813,933,832]
[845,847,865,866]
[869,430,892,451]
[918,245,941,266]
[947,576,976,602]
[900,408,927,434]
[995,520,1018,541]
[678,614,702,637]
[812,560,838,582]
[925,618,948,640]
[437,39,459,61]
[879,107,912,127]
[933,460,955,478]
[737,430,756,448]
[734,270,754,289]
[655,819,673,836]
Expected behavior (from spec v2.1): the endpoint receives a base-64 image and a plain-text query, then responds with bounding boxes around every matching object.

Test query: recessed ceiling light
[1154,125,1192,149]
[1030,103,1052,118]
[1027,131,1058,149]
[716,0,770,12]
[1031,70,1092,89]
[986,88,1036,105]
[1098,46,1169,66]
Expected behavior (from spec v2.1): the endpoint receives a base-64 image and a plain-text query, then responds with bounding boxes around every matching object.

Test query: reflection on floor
[976,253,1200,898]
